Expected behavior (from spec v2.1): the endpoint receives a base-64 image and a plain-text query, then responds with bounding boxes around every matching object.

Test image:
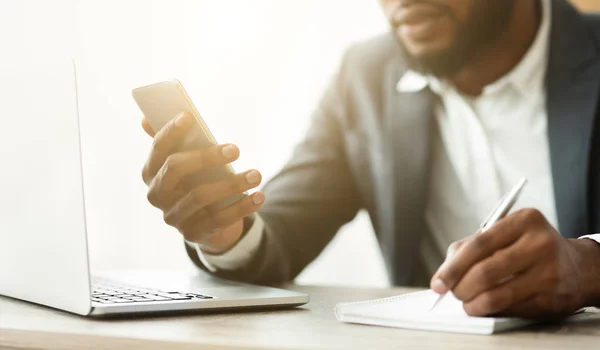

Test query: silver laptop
[0,56,308,316]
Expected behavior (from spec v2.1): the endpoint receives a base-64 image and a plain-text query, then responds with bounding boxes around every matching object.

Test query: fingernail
[252,192,265,204]
[432,279,449,294]
[174,113,189,127]
[245,170,261,185]
[221,144,238,159]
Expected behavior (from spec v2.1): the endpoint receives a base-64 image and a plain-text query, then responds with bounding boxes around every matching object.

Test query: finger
[430,239,469,292]
[453,234,539,302]
[431,212,528,294]
[463,265,544,317]
[146,144,241,208]
[163,169,262,226]
[142,118,155,137]
[446,238,468,260]
[182,192,265,243]
[142,112,193,185]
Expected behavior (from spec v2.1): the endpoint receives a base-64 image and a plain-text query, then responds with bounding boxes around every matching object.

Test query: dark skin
[141,114,264,254]
[378,0,540,95]
[378,0,600,316]
[435,210,600,317]
[140,0,600,317]
[450,0,538,95]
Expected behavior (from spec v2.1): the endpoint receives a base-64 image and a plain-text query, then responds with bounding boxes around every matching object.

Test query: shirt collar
[396,70,429,93]
[396,0,551,97]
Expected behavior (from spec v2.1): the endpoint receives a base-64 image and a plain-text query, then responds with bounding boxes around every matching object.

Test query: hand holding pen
[430,178,528,312]
[429,178,600,317]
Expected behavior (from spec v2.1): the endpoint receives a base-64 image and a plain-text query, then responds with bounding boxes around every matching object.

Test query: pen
[428,178,528,312]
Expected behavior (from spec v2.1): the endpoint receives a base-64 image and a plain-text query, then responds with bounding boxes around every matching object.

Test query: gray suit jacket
[187,0,600,286]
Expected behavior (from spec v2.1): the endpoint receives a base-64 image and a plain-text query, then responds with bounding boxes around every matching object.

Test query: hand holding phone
[133,80,265,253]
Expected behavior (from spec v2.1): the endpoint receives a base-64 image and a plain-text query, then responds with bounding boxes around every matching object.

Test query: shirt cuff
[189,214,265,272]
[578,234,600,246]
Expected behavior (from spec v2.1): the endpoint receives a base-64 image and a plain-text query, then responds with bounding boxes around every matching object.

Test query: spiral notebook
[334,290,536,335]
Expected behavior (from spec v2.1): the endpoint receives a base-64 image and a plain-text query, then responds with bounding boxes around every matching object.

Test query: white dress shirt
[194,0,600,275]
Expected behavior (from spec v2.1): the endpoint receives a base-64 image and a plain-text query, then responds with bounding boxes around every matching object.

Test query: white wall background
[0,0,390,287]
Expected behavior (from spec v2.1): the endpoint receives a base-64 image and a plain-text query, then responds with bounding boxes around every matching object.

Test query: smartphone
[132,79,245,210]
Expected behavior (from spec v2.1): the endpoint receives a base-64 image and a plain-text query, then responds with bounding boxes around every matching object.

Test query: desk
[1,285,600,350]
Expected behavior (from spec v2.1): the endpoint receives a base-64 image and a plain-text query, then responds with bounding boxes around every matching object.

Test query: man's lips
[392,3,446,28]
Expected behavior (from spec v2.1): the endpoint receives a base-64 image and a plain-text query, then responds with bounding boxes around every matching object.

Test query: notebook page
[335,290,533,334]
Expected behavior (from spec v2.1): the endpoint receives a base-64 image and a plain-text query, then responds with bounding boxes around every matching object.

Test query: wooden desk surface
[1,285,600,350]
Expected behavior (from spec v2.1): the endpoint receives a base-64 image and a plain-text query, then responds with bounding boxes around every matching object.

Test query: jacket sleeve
[185,50,362,284]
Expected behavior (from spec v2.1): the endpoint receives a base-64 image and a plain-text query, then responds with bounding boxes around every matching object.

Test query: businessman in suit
[140,0,600,317]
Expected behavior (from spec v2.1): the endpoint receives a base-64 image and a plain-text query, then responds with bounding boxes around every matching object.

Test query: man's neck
[450,0,542,96]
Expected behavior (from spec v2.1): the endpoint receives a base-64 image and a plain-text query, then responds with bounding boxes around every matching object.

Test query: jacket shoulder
[332,34,403,130]
[340,34,403,77]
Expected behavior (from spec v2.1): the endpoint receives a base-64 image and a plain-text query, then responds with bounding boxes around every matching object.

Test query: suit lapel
[382,59,435,285]
[546,0,600,237]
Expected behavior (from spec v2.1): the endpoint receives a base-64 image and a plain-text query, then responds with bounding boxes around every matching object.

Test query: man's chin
[395,35,469,78]
[401,51,462,78]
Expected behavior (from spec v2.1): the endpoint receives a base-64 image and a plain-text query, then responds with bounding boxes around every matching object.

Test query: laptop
[0,56,308,316]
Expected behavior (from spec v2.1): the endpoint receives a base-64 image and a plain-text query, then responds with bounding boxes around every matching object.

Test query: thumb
[141,118,155,137]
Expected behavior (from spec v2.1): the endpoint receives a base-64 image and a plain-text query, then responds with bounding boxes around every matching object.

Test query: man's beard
[395,0,517,78]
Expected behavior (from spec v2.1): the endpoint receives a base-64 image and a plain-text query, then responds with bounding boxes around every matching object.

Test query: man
[141,0,600,318]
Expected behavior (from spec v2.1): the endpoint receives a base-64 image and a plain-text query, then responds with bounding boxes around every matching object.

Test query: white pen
[428,178,528,312]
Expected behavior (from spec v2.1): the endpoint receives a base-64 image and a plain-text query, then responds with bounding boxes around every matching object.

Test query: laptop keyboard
[91,279,214,305]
